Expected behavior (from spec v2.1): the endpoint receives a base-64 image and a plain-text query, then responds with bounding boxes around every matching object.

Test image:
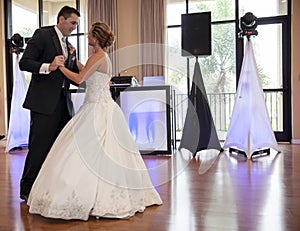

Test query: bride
[27,21,162,220]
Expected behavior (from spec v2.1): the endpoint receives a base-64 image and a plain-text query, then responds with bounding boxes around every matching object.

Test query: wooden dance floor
[1,140,300,230]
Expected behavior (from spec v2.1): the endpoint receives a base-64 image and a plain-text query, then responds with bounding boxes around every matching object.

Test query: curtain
[88,0,118,76]
[139,0,165,81]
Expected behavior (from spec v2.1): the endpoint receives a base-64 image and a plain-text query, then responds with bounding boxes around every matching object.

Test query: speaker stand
[223,38,280,159]
[179,56,222,157]
[229,147,270,159]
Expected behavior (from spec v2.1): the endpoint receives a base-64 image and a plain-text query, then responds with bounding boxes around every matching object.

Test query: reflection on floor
[0,140,299,231]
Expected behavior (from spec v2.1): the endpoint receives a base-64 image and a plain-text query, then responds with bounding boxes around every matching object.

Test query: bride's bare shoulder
[89,51,105,60]
[84,52,105,67]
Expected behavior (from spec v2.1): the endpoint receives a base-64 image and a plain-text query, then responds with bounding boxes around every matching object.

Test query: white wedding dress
[27,55,162,220]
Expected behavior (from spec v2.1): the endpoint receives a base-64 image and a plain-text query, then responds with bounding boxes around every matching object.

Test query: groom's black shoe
[20,194,29,202]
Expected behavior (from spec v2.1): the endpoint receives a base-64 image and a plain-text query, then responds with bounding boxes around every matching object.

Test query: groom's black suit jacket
[19,26,78,115]
[19,26,80,196]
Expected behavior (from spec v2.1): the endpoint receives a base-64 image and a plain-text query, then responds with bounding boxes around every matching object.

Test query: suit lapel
[50,28,63,56]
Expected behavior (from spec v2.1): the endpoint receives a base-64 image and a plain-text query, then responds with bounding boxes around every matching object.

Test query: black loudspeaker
[181,12,211,57]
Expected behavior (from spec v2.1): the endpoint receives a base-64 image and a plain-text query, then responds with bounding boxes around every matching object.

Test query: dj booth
[72,76,173,155]
[110,76,134,101]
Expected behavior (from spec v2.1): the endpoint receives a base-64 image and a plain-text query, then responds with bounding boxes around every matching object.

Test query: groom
[19,6,80,202]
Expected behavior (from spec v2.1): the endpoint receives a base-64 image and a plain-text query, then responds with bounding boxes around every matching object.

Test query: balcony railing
[174,91,283,137]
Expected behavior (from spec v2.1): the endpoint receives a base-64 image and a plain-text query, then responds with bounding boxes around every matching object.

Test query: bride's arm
[59,53,105,84]
[76,60,85,71]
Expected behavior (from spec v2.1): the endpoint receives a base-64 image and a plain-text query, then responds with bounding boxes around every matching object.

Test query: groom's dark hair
[57,6,80,23]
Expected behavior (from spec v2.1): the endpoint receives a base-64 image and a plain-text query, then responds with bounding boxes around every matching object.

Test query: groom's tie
[61,37,68,59]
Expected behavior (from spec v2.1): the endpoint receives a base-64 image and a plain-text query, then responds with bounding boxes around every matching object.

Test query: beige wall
[291,0,300,143]
[0,0,7,135]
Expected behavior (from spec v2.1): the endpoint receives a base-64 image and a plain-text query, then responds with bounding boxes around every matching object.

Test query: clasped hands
[49,55,66,71]
[49,45,76,71]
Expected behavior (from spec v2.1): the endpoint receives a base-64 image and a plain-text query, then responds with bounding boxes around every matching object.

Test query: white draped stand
[223,39,280,159]
[5,55,86,153]
[5,54,30,152]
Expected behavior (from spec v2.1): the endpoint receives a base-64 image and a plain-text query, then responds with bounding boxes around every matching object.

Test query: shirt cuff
[39,63,51,74]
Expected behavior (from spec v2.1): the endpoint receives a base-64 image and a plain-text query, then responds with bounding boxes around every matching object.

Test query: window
[11,0,87,62]
[166,0,290,141]
[12,1,38,37]
[10,0,87,85]
[239,0,288,17]
[41,0,88,64]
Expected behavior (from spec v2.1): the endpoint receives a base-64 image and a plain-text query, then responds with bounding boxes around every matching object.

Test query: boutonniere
[68,43,76,55]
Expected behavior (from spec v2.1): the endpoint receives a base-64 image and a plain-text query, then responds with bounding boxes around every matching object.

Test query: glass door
[251,19,291,141]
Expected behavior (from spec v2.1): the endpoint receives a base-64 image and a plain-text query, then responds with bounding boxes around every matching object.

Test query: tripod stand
[223,38,280,159]
[179,56,222,158]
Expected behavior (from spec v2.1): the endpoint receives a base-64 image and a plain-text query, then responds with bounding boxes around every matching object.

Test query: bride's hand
[49,55,65,71]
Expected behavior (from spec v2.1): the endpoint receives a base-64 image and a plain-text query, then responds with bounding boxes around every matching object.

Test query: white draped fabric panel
[6,54,30,152]
[223,39,280,158]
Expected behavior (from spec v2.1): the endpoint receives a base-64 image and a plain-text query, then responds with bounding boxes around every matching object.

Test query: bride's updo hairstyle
[91,22,114,49]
